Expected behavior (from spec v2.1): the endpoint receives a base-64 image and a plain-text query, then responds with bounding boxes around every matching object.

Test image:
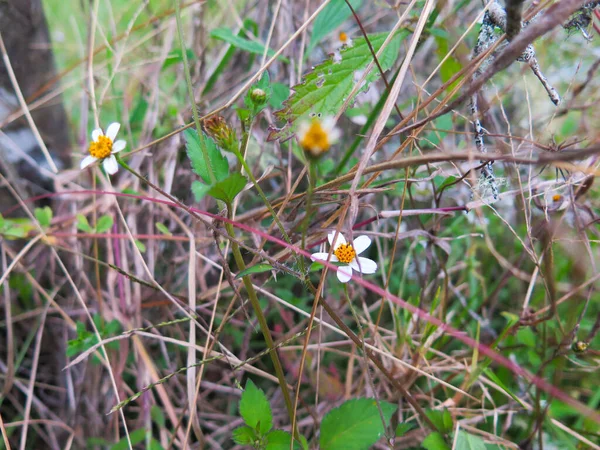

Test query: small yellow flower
[80,122,126,175]
[297,117,340,158]
[311,231,377,283]
[552,194,562,203]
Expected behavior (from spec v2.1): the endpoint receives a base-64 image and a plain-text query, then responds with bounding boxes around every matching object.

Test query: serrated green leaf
[34,206,52,227]
[232,426,257,445]
[210,27,287,62]
[265,430,302,450]
[96,215,114,234]
[422,432,451,450]
[320,398,397,450]
[155,222,172,236]
[76,214,93,233]
[236,263,274,279]
[240,379,273,435]
[307,0,363,55]
[269,31,408,142]
[207,173,247,204]
[454,430,487,450]
[184,129,229,183]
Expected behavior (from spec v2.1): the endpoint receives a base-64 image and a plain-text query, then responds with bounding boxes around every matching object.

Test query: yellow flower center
[334,243,356,264]
[552,194,562,202]
[88,135,113,159]
[300,120,330,154]
[339,31,348,43]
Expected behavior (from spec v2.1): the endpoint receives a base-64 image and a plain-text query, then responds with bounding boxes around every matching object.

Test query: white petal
[105,122,121,141]
[328,231,346,249]
[112,140,126,153]
[352,236,371,255]
[350,257,377,274]
[91,128,103,141]
[336,265,352,283]
[329,127,341,144]
[80,155,97,169]
[311,252,339,262]
[103,155,119,175]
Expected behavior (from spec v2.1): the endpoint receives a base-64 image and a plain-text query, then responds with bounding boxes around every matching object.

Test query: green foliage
[233,379,303,449]
[454,430,488,450]
[210,27,285,62]
[185,130,229,184]
[245,72,272,116]
[0,214,33,239]
[34,206,53,227]
[269,31,408,142]
[422,431,451,450]
[67,314,122,364]
[236,263,274,279]
[425,408,453,434]
[155,222,172,236]
[76,214,113,234]
[109,428,146,450]
[239,379,273,435]
[185,128,247,204]
[319,398,397,450]
[307,0,363,55]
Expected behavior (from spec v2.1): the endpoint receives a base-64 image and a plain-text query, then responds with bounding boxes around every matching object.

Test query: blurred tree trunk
[0,0,70,201]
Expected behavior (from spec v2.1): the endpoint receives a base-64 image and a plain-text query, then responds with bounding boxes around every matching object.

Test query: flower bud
[203,116,238,152]
[250,88,267,105]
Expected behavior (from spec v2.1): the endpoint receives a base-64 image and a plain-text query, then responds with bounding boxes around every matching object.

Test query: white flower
[333,31,353,49]
[80,122,126,175]
[311,231,378,283]
[297,116,340,158]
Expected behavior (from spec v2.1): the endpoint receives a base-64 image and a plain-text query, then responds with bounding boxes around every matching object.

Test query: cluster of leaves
[66,313,122,365]
[233,380,407,450]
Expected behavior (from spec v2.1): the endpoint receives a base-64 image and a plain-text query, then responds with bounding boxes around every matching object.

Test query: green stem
[223,210,297,431]
[173,0,215,184]
[234,125,292,246]
[117,155,297,434]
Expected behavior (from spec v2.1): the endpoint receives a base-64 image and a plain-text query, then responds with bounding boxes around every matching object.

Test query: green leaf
[162,48,195,69]
[319,398,397,450]
[110,428,145,450]
[395,423,413,437]
[232,426,257,445]
[150,405,165,428]
[265,430,302,450]
[34,206,52,227]
[422,432,451,450]
[155,222,172,236]
[0,213,5,230]
[210,27,287,62]
[307,0,363,55]
[134,239,146,253]
[269,30,408,142]
[96,215,114,234]
[191,181,212,202]
[454,431,487,450]
[239,379,273,435]
[184,129,229,184]
[236,263,274,279]
[207,173,247,204]
[425,408,453,434]
[3,226,26,239]
[270,83,290,110]
[76,214,93,233]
